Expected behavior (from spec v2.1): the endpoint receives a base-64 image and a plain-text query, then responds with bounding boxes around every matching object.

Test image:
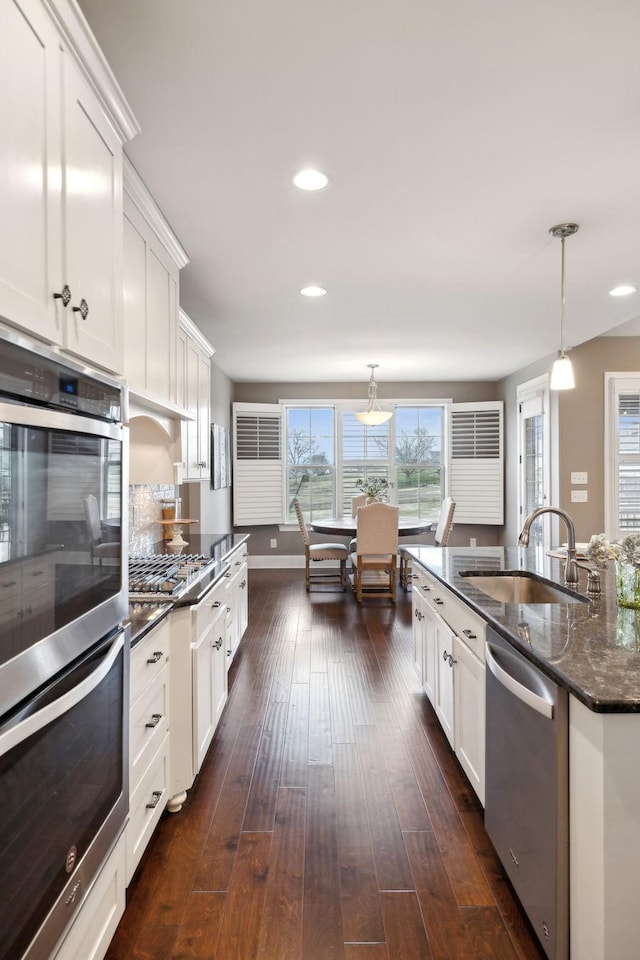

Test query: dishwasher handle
[485,641,554,720]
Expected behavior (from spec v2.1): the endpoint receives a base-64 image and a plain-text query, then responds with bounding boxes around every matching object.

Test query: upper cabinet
[123,158,189,411]
[177,310,214,482]
[0,0,139,373]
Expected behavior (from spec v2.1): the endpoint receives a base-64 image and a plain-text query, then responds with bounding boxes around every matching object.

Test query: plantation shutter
[232,403,284,525]
[449,402,504,524]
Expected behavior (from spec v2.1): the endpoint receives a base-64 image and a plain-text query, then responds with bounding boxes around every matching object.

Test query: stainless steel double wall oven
[0,327,129,960]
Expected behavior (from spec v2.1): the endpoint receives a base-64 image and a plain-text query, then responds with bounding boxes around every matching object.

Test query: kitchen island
[407,546,640,960]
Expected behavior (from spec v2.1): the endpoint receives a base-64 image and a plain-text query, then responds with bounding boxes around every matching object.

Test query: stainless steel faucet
[517,506,579,585]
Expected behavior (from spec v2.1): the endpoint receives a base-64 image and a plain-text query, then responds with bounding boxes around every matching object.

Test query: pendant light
[549,222,579,391]
[354,364,392,425]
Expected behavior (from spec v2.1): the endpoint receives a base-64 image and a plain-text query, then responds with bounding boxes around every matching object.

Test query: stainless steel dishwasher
[484,627,568,960]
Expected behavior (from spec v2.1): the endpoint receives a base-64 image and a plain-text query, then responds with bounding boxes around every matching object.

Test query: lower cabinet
[412,566,486,804]
[168,578,229,810]
[224,544,248,670]
[50,832,126,960]
[126,618,171,884]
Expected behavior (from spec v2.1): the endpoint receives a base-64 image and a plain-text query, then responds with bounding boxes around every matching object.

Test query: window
[285,406,335,522]
[606,374,640,538]
[285,403,445,522]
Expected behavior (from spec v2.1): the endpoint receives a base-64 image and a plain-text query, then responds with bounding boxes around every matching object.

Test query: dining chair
[84,494,119,564]
[350,501,399,602]
[399,496,456,590]
[293,498,348,590]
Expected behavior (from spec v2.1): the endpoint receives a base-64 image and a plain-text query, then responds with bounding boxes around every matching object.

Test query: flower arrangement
[354,476,392,501]
[586,533,640,569]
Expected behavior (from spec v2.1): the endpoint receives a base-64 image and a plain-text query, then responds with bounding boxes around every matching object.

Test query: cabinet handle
[29,570,45,578]
[145,713,162,728]
[211,600,221,608]
[213,637,223,650]
[462,629,477,640]
[442,649,449,662]
[448,654,456,667]
[72,298,89,320]
[146,651,164,664]
[433,597,444,605]
[25,605,32,615]
[2,581,17,588]
[197,460,207,468]
[240,580,246,589]
[146,790,163,810]
[53,284,71,307]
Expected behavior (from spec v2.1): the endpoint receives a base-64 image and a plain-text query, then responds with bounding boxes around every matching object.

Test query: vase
[614,560,640,609]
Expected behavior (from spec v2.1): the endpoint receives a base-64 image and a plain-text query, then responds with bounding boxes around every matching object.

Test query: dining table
[308,516,433,538]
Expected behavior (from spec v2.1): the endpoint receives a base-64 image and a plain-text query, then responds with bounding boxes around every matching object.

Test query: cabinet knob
[197,460,207,468]
[146,651,164,664]
[240,580,246,589]
[145,713,162,729]
[72,298,89,320]
[213,637,223,650]
[462,629,477,640]
[447,654,456,668]
[53,284,71,307]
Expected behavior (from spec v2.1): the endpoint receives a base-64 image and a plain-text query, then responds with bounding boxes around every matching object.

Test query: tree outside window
[286,407,335,521]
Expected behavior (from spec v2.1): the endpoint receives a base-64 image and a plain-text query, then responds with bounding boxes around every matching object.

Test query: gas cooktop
[128,553,217,601]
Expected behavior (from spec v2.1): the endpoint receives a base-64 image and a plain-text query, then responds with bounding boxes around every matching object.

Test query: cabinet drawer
[130,662,169,790]
[0,566,21,597]
[193,586,226,641]
[423,578,486,660]
[130,619,170,703]
[126,736,169,884]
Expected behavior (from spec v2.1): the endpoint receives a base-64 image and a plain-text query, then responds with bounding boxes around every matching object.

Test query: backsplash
[129,483,177,553]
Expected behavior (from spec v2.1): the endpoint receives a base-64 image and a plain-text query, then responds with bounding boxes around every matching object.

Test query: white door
[62,54,123,373]
[517,376,551,545]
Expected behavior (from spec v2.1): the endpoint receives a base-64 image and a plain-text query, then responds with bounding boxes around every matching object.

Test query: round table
[308,517,433,538]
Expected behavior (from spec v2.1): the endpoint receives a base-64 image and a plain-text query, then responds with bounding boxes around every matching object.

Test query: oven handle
[0,631,124,756]
[0,401,124,440]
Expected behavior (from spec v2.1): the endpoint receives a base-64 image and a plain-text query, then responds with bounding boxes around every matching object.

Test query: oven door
[0,402,126,713]
[0,626,129,960]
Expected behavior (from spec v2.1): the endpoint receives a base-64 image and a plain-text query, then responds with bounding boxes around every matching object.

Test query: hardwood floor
[107,569,545,960]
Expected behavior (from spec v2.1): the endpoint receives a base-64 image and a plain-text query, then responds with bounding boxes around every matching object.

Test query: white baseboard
[248,555,342,570]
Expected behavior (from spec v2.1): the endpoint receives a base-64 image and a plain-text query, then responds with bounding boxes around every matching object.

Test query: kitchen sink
[459,570,587,604]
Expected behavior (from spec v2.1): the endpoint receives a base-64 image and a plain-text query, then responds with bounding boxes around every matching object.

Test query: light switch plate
[571,471,588,484]
[571,489,588,502]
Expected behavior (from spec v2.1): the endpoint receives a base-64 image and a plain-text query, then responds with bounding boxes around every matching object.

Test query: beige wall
[497,335,640,545]
[232,378,501,557]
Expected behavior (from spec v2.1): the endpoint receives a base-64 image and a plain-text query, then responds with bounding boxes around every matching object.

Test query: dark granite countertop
[406,545,640,714]
[125,601,172,647]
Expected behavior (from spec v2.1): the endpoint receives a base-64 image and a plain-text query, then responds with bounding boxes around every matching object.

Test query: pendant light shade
[354,364,392,425]
[549,222,578,391]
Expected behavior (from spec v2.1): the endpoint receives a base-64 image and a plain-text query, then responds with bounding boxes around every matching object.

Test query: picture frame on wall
[211,423,231,489]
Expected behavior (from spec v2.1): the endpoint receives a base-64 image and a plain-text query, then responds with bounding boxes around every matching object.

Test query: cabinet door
[422,596,437,706]
[453,636,485,805]
[122,211,148,390]
[0,0,61,342]
[184,337,200,477]
[192,620,216,773]
[412,588,425,681]
[197,349,211,478]
[434,616,456,748]
[211,618,228,729]
[146,246,176,402]
[62,54,123,373]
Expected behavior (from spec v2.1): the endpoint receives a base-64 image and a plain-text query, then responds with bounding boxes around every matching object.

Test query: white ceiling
[77,0,640,384]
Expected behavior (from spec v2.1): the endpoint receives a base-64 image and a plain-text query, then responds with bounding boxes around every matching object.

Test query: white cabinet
[412,565,486,804]
[169,577,228,810]
[0,0,138,373]
[453,633,485,805]
[51,831,126,960]
[178,309,214,481]
[224,543,248,670]
[193,597,227,772]
[126,618,170,884]
[123,160,189,409]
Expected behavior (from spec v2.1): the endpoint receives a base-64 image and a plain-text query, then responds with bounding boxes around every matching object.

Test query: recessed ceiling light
[609,284,637,297]
[300,285,326,297]
[293,169,328,191]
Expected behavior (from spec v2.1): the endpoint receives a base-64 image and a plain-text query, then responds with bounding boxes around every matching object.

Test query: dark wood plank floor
[107,569,546,960]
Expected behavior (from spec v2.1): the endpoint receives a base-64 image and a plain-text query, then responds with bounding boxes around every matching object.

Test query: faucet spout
[518,505,579,585]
